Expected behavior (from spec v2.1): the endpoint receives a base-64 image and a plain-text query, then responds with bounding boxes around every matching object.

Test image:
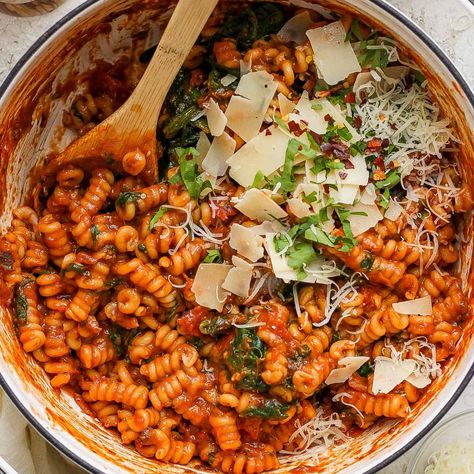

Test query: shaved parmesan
[202,132,236,177]
[329,184,360,205]
[248,221,282,235]
[325,356,369,385]
[326,155,369,186]
[306,21,361,85]
[264,233,340,284]
[406,372,432,389]
[196,132,211,167]
[384,199,403,221]
[292,92,361,141]
[278,11,313,44]
[222,266,253,297]
[191,264,232,311]
[229,223,264,262]
[240,59,251,76]
[206,99,227,136]
[227,125,290,187]
[347,201,383,236]
[225,71,278,142]
[278,93,296,118]
[392,296,433,315]
[235,189,287,222]
[373,357,417,394]
[232,255,253,271]
[221,74,237,87]
[288,197,312,218]
[360,183,376,205]
[293,91,327,134]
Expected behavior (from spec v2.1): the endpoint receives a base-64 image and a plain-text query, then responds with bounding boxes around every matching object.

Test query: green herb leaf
[148,207,168,230]
[116,191,144,209]
[375,171,401,190]
[91,225,100,244]
[15,280,32,324]
[203,249,223,264]
[358,361,373,377]
[106,278,124,289]
[251,170,266,189]
[276,139,299,194]
[286,242,317,271]
[175,147,211,200]
[65,263,87,274]
[242,399,291,420]
[360,253,375,270]
[304,226,337,247]
[199,315,232,337]
[109,326,141,357]
[226,327,268,392]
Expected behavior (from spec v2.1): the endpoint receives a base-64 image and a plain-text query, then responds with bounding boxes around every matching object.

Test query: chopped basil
[358,361,373,377]
[360,253,375,270]
[251,170,266,189]
[148,207,168,230]
[242,399,291,420]
[175,147,212,200]
[203,249,223,263]
[286,242,317,272]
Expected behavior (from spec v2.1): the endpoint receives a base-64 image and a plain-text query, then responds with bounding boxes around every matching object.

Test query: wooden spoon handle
[124,0,219,128]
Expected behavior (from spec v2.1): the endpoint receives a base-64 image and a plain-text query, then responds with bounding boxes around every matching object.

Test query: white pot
[0,1,473,473]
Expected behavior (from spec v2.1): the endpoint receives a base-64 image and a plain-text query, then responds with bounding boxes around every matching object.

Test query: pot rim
[0,1,473,473]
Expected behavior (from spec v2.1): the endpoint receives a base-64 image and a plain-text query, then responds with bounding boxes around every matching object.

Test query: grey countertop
[0,1,473,473]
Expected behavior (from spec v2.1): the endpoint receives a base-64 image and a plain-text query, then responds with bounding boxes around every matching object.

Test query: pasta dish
[0,3,472,473]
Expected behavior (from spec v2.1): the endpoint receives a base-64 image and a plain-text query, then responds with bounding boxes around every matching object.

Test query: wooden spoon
[46,0,219,184]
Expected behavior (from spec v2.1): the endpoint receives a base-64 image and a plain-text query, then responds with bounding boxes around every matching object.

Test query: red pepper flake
[288,121,305,137]
[344,92,356,103]
[324,114,333,122]
[309,131,323,145]
[353,115,362,129]
[265,128,272,136]
[345,160,355,170]
[367,138,383,150]
[373,156,386,171]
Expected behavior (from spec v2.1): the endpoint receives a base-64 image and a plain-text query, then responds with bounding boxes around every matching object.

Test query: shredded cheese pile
[424,441,474,474]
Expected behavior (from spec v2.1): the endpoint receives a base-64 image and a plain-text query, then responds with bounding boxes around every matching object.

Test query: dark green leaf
[360,253,375,270]
[242,399,291,420]
[175,147,203,200]
[199,315,231,337]
[148,207,168,230]
[203,249,223,264]
[304,226,337,247]
[358,361,373,377]
[91,225,100,244]
[15,280,32,324]
[286,242,317,271]
[64,263,87,274]
[116,191,144,209]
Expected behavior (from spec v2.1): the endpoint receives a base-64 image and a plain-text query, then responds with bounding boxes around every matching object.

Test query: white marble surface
[0,1,473,473]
